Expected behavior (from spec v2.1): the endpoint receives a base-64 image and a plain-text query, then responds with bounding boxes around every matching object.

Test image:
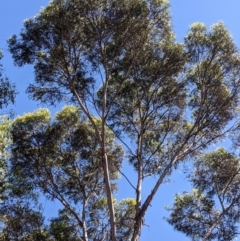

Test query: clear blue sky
[0,1,240,240]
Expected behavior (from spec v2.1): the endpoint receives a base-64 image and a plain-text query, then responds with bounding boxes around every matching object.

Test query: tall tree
[7,0,240,240]
[0,197,48,241]
[0,50,16,221]
[167,148,240,241]
[6,106,137,240]
[0,116,47,241]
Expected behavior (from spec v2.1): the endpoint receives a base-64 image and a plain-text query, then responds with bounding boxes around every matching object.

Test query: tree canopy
[167,148,240,241]
[1,0,240,240]
[0,49,16,110]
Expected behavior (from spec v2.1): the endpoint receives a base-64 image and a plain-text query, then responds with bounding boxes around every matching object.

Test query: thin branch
[114,164,136,191]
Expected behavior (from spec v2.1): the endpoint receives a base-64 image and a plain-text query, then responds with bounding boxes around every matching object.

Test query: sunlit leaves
[9,106,124,240]
[6,0,240,240]
[168,149,240,241]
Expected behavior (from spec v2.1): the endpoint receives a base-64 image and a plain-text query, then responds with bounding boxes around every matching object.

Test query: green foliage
[168,190,215,240]
[0,50,16,109]
[0,197,48,241]
[6,0,240,240]
[8,106,125,240]
[0,115,11,157]
[0,116,12,203]
[116,198,136,240]
[168,149,240,241]
[49,209,80,241]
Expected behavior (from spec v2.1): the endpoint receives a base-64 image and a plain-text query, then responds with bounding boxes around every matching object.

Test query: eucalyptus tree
[7,106,136,240]
[0,50,16,110]
[0,116,47,241]
[0,197,48,241]
[0,49,16,213]
[167,148,240,241]
[7,0,240,240]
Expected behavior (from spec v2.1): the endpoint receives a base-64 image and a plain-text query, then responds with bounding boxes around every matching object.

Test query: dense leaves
[168,149,240,241]
[7,106,129,240]
[6,0,240,240]
[0,200,47,241]
[0,50,16,109]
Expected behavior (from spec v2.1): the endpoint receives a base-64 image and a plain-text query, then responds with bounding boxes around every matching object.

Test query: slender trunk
[131,104,144,241]
[82,200,89,241]
[102,81,117,241]
[131,161,172,241]
[131,141,192,241]
[72,87,116,239]
[102,152,116,240]
[132,135,144,241]
[70,73,116,241]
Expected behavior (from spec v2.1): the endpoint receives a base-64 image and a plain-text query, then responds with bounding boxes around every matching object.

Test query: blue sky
[1,1,240,240]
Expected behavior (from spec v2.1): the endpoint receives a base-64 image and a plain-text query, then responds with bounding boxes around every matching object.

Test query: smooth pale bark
[72,85,117,240]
